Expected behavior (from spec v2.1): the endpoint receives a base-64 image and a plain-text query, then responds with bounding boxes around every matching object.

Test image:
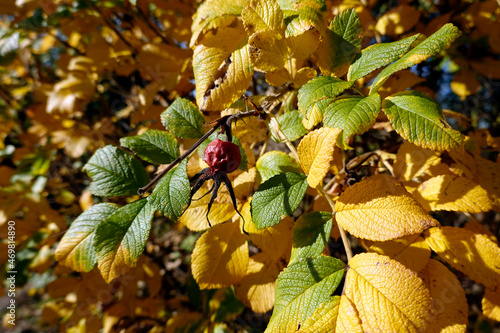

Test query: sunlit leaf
[248,29,288,71]
[190,0,247,46]
[418,259,468,333]
[393,142,443,182]
[483,288,500,322]
[415,174,492,213]
[191,221,249,289]
[83,145,149,197]
[251,172,308,229]
[335,174,438,241]
[374,5,421,36]
[323,93,381,148]
[424,226,500,290]
[242,0,285,36]
[297,76,353,129]
[235,252,282,313]
[348,34,421,82]
[297,127,342,188]
[147,161,190,221]
[55,203,118,272]
[298,295,363,333]
[345,253,437,332]
[370,23,461,94]
[266,256,345,333]
[161,98,205,139]
[95,199,154,283]
[382,91,464,152]
[193,26,253,111]
[244,200,294,260]
[120,130,179,164]
[369,234,430,273]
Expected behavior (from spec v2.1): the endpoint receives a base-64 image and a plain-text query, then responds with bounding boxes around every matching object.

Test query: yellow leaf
[292,67,317,88]
[375,5,421,36]
[424,226,500,290]
[482,288,500,321]
[369,234,430,273]
[265,67,290,86]
[475,157,500,210]
[298,295,363,333]
[193,26,253,111]
[301,103,323,130]
[418,259,468,333]
[297,127,343,188]
[235,252,282,313]
[249,29,289,72]
[233,167,257,200]
[191,221,249,289]
[297,297,341,333]
[415,175,492,213]
[345,252,437,332]
[335,295,363,333]
[242,0,285,36]
[393,142,444,182]
[463,221,497,243]
[137,43,191,91]
[335,174,438,241]
[179,202,235,231]
[230,107,268,143]
[287,26,321,60]
[450,68,480,100]
[243,201,294,260]
[166,310,205,332]
[448,149,477,180]
[377,69,426,99]
[46,74,95,114]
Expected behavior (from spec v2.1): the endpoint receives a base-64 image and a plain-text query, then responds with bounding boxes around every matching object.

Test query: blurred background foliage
[0,0,499,332]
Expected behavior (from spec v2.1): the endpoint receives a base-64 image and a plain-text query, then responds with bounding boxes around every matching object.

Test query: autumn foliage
[1,0,500,332]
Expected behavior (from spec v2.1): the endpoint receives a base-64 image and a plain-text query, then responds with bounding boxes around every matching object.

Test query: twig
[138,109,267,194]
[135,6,175,46]
[92,4,138,54]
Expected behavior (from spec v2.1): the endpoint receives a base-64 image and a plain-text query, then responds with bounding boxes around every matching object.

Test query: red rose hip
[203,139,241,173]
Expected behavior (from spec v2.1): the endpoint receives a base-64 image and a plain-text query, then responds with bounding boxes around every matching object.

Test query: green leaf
[317,8,362,76]
[265,256,345,333]
[120,129,180,165]
[323,93,381,148]
[147,160,190,221]
[83,145,149,197]
[55,203,118,272]
[277,110,307,142]
[290,211,333,263]
[347,34,421,82]
[161,98,205,139]
[95,199,154,283]
[370,23,461,94]
[251,172,308,229]
[197,132,248,171]
[382,91,464,151]
[297,76,353,124]
[256,151,301,183]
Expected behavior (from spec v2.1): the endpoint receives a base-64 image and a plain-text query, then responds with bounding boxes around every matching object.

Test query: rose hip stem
[138,107,266,195]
